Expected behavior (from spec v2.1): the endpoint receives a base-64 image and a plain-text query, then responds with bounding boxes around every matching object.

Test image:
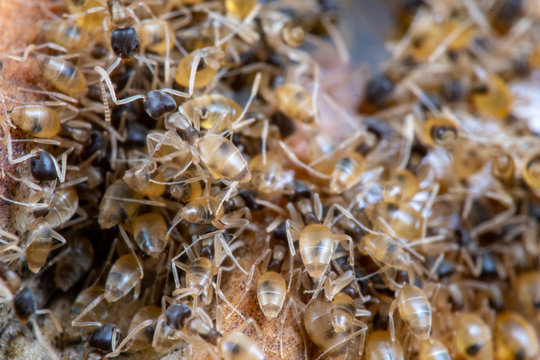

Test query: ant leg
[324,203,377,235]
[35,308,63,333]
[214,278,246,321]
[225,248,271,320]
[171,287,198,299]
[234,72,261,126]
[105,320,153,358]
[235,317,262,337]
[460,248,482,278]
[312,193,323,222]
[118,226,143,278]
[351,320,368,358]
[287,250,295,293]
[94,66,146,106]
[285,220,300,257]
[8,152,36,165]
[216,181,237,215]
[99,73,112,124]
[229,117,256,133]
[286,203,304,227]
[314,325,366,360]
[428,253,445,280]
[105,57,121,75]
[216,4,261,46]
[54,147,73,183]
[30,318,59,360]
[333,234,354,270]
[162,53,200,99]
[279,141,330,180]
[220,215,249,239]
[0,283,13,303]
[280,298,293,359]
[71,293,104,328]
[217,234,248,274]
[47,229,66,252]
[388,298,398,343]
[164,21,171,82]
[171,256,189,289]
[151,315,165,349]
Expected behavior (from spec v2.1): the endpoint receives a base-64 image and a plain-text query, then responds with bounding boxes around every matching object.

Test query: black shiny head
[238,189,262,211]
[82,130,106,161]
[111,27,139,59]
[165,303,192,330]
[89,324,120,352]
[435,259,454,278]
[14,287,36,321]
[441,79,464,102]
[143,90,177,120]
[465,343,482,356]
[364,74,394,107]
[30,151,57,181]
[272,222,287,242]
[125,122,148,147]
[479,253,498,279]
[272,112,296,138]
[285,180,311,202]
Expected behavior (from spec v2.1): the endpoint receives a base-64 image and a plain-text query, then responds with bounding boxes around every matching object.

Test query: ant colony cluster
[2,0,540,359]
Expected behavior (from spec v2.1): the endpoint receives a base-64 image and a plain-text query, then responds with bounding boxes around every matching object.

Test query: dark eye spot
[466,343,482,356]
